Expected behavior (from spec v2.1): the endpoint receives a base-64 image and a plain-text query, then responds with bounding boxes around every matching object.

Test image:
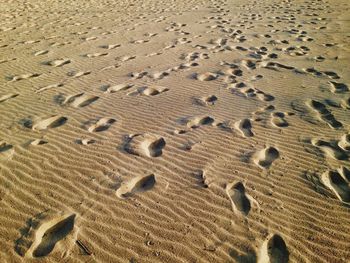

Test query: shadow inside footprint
[32,116,67,131]
[229,247,257,263]
[266,234,289,263]
[321,170,350,203]
[235,119,254,137]
[88,118,116,132]
[0,143,13,153]
[33,214,76,257]
[116,174,156,198]
[226,182,251,216]
[254,147,279,169]
[124,134,165,157]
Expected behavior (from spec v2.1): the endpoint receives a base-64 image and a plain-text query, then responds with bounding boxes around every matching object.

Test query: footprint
[321,169,350,204]
[258,234,289,263]
[194,95,218,106]
[150,71,169,80]
[186,116,215,129]
[127,86,169,96]
[44,59,71,67]
[183,52,209,61]
[16,212,76,258]
[116,174,156,199]
[85,53,108,58]
[338,134,350,151]
[104,83,133,93]
[271,112,288,128]
[8,73,40,82]
[0,93,19,103]
[35,83,63,93]
[131,39,149,44]
[341,97,350,109]
[226,182,251,216]
[256,91,274,102]
[124,134,166,157]
[30,139,48,146]
[99,44,121,49]
[67,71,91,78]
[195,72,218,81]
[62,93,99,108]
[234,119,254,137]
[128,71,148,79]
[311,138,347,160]
[194,170,209,188]
[329,81,348,93]
[32,116,67,131]
[254,147,279,169]
[0,141,13,153]
[76,139,96,145]
[241,59,257,70]
[88,118,115,132]
[84,36,98,41]
[262,61,295,71]
[306,99,342,129]
[34,50,49,56]
[120,55,136,62]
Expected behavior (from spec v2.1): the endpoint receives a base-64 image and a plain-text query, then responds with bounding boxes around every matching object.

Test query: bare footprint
[311,138,347,160]
[306,99,342,129]
[127,86,169,96]
[67,71,91,78]
[341,97,350,109]
[271,112,288,128]
[44,59,71,67]
[104,83,133,93]
[329,81,348,93]
[321,169,350,204]
[116,174,156,198]
[34,50,49,56]
[186,116,215,129]
[85,53,108,58]
[195,72,218,81]
[338,134,350,151]
[234,119,254,137]
[88,118,116,132]
[8,73,40,82]
[35,83,63,93]
[99,44,120,50]
[32,116,67,131]
[124,134,166,157]
[16,212,76,258]
[194,95,218,106]
[76,139,96,145]
[62,93,99,108]
[226,182,251,216]
[256,91,274,102]
[30,139,48,146]
[258,234,289,263]
[0,141,13,153]
[254,147,279,169]
[0,93,19,103]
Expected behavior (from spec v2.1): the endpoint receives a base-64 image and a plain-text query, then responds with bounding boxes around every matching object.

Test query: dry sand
[0,0,350,262]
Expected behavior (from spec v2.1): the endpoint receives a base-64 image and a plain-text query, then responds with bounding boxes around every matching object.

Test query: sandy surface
[0,0,350,262]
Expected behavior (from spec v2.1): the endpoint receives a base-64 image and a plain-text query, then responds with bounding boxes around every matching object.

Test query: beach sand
[0,0,349,262]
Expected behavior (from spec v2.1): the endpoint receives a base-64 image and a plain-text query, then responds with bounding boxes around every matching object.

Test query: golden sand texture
[0,0,349,262]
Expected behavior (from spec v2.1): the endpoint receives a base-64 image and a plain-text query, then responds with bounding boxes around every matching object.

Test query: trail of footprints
[4,0,350,260]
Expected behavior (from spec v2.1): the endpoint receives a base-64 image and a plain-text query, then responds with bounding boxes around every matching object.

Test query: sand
[0,0,349,262]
